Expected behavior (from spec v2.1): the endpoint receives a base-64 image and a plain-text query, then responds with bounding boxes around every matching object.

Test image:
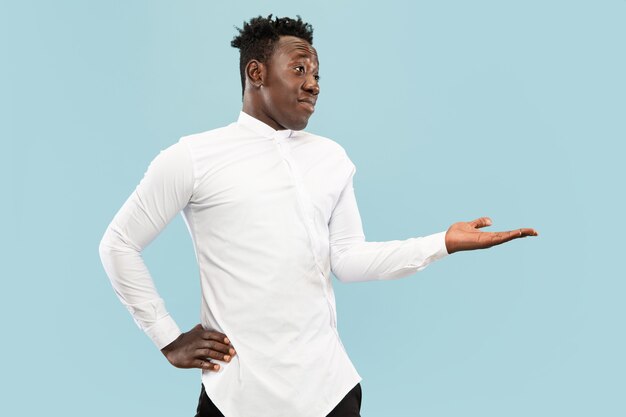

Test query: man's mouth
[298,98,316,112]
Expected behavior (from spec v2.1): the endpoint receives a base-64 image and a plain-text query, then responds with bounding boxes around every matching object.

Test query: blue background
[2,1,625,416]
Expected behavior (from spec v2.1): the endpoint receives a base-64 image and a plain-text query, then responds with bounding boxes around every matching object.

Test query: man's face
[258,36,320,131]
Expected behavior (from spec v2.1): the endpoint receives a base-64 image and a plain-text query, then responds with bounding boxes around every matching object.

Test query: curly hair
[231,15,314,95]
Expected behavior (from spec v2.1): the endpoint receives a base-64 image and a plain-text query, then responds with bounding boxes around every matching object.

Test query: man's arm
[329,164,537,282]
[99,141,234,371]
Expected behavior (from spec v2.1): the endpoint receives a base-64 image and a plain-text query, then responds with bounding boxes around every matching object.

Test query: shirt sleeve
[98,141,195,349]
[329,162,449,282]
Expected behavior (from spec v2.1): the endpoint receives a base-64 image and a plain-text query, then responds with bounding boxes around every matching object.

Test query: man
[99,15,537,417]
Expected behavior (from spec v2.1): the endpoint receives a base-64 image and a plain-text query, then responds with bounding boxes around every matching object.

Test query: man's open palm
[445,217,538,254]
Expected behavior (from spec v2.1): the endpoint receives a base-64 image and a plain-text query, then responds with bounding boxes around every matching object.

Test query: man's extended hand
[445,217,538,254]
[161,324,236,372]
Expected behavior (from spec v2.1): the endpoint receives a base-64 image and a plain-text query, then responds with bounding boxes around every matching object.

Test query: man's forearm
[99,224,182,349]
[330,231,448,282]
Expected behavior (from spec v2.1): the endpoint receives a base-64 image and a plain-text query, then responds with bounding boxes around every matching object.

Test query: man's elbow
[98,229,114,265]
[98,227,135,261]
[332,270,359,283]
[330,259,366,283]
[330,245,365,283]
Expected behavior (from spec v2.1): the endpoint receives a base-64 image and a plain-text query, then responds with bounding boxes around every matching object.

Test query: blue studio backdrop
[1,1,625,416]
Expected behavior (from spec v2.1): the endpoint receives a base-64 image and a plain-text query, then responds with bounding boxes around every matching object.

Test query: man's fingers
[195,359,220,371]
[502,228,538,240]
[197,348,232,362]
[469,217,493,229]
[519,228,539,237]
[489,231,518,246]
[202,330,231,345]
[488,228,539,246]
[197,339,235,355]
[191,325,235,354]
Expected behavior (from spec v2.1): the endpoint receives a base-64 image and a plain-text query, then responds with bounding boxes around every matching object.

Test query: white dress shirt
[99,111,449,417]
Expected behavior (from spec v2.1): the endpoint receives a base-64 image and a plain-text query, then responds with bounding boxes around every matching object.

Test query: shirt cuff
[429,230,449,259]
[144,314,182,350]
[410,231,449,267]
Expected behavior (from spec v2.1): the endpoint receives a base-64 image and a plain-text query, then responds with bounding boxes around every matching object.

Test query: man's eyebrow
[288,52,319,68]
[289,51,317,59]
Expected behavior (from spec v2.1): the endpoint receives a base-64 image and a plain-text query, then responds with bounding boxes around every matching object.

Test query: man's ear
[245,60,265,88]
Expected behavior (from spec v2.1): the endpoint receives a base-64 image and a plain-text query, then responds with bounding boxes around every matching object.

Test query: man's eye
[295,66,305,73]
[314,74,320,81]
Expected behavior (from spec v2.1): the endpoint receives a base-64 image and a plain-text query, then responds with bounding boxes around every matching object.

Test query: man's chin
[285,115,311,131]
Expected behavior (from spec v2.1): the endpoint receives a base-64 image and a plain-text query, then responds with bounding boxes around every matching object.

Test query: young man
[99,15,537,417]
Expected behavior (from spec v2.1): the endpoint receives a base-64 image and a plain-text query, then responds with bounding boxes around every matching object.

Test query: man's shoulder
[178,122,238,145]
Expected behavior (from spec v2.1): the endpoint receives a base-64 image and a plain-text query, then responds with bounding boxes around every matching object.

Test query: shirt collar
[237,111,294,140]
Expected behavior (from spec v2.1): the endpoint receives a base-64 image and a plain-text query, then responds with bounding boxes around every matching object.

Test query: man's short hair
[231,15,314,95]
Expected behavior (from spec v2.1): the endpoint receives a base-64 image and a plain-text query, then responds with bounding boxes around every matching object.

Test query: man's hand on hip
[445,216,538,254]
[161,324,236,372]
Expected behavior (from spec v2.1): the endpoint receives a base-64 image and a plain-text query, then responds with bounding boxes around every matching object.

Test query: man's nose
[303,76,320,95]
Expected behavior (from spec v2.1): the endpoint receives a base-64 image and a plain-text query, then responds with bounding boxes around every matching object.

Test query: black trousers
[195,383,362,417]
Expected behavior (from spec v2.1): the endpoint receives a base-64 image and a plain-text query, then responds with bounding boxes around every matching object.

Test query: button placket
[274,137,318,264]
[273,136,336,324]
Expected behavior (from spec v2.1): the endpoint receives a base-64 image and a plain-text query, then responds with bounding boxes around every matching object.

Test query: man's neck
[242,95,284,131]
